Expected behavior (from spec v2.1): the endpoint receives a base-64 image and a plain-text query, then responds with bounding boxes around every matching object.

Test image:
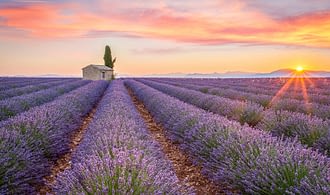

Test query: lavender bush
[125,79,330,194]
[0,78,62,91]
[0,130,48,194]
[180,78,330,97]
[0,81,108,193]
[154,78,330,118]
[138,79,264,127]
[0,79,90,121]
[55,80,189,194]
[257,110,330,154]
[140,79,330,154]
[0,78,79,100]
[154,77,330,106]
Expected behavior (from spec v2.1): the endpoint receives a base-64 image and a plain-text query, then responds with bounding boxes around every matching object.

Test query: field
[1,77,330,194]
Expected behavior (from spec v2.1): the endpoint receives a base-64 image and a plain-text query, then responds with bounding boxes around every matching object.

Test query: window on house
[102,71,105,79]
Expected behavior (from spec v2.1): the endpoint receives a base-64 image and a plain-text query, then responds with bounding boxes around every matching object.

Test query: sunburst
[296,66,304,72]
[268,68,313,113]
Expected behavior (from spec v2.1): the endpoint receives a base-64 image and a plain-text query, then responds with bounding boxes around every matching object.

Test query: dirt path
[37,90,107,195]
[127,87,233,195]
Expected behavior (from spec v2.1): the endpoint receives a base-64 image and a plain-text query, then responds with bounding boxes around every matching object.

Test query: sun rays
[268,67,314,112]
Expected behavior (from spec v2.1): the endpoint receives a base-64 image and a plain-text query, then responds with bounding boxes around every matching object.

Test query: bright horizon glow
[296,66,304,72]
[0,1,330,76]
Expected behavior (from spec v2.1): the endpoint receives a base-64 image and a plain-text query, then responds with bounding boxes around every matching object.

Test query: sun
[296,66,304,72]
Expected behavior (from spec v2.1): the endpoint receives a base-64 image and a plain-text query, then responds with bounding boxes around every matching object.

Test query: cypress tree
[103,45,116,69]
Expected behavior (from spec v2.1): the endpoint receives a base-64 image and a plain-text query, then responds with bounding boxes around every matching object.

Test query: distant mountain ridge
[3,69,330,78]
[142,69,330,78]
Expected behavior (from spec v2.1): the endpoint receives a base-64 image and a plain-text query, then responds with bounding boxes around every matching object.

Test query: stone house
[82,64,114,80]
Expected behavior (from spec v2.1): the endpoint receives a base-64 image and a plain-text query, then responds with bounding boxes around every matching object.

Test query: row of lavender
[0,77,58,85]
[0,78,79,100]
[153,78,330,111]
[217,77,330,102]
[0,77,62,83]
[157,78,330,120]
[0,81,108,194]
[149,78,330,149]
[138,79,330,155]
[229,78,330,95]
[153,78,330,106]
[171,78,330,96]
[125,80,330,194]
[0,78,66,91]
[233,83,330,104]
[154,79,330,108]
[55,80,190,194]
[0,79,90,121]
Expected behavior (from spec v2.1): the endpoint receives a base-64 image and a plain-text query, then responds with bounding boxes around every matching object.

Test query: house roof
[83,64,113,71]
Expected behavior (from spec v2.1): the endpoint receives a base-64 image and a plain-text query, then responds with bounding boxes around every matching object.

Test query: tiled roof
[83,64,113,71]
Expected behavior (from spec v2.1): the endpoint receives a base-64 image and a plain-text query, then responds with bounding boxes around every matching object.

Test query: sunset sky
[0,0,330,76]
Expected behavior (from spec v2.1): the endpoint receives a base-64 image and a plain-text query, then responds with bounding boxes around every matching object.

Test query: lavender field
[1,77,330,194]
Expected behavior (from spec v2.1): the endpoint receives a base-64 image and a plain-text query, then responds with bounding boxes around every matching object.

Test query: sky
[0,0,330,76]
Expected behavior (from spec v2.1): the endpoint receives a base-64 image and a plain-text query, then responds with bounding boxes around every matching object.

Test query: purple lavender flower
[0,80,108,193]
[125,79,330,194]
[0,78,64,91]
[138,78,330,154]
[55,80,190,194]
[138,79,264,127]
[0,79,90,121]
[0,78,79,100]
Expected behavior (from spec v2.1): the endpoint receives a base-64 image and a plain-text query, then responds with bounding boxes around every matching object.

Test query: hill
[141,69,330,78]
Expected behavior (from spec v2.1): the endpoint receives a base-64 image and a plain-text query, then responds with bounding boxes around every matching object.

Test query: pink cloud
[0,3,80,37]
[0,1,330,48]
[131,47,183,54]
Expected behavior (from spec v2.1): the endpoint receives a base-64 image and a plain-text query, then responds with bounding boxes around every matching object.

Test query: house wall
[82,66,100,80]
[104,70,113,80]
[82,66,113,80]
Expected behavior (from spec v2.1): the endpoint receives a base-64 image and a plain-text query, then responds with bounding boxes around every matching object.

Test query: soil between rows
[126,86,232,195]
[37,83,234,194]
[37,89,107,195]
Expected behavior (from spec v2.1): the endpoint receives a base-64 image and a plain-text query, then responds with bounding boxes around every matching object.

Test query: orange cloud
[0,3,85,38]
[0,2,330,48]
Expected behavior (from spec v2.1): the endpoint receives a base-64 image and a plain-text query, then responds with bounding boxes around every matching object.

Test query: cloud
[0,2,83,38]
[81,30,144,39]
[245,0,330,19]
[131,47,183,54]
[0,0,330,48]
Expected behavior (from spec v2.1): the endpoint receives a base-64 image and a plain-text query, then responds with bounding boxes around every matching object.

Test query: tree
[103,45,116,69]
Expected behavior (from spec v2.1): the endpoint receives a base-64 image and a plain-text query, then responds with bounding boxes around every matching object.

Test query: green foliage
[0,107,15,120]
[103,45,116,69]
